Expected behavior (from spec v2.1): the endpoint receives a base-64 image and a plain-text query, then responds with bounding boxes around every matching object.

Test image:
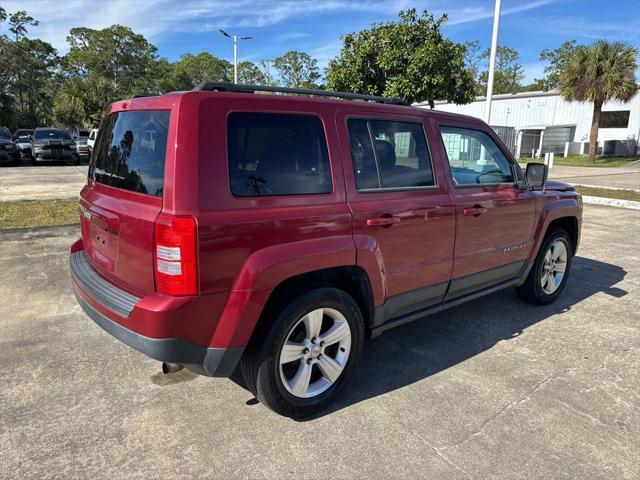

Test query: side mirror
[525,163,548,188]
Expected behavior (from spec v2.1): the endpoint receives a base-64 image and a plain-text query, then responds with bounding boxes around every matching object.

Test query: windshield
[17,136,30,142]
[89,110,169,197]
[0,130,10,140]
[35,129,71,140]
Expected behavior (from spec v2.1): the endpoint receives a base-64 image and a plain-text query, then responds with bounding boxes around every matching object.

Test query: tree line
[0,6,323,129]
[0,6,637,145]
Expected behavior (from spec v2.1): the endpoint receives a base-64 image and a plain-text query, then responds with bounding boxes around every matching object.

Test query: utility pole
[219,30,253,84]
[484,0,501,124]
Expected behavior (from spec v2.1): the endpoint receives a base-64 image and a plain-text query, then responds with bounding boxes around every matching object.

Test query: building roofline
[414,89,560,107]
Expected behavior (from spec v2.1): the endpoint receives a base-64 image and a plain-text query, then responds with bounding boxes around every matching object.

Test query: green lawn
[575,186,640,202]
[0,199,80,229]
[521,155,638,168]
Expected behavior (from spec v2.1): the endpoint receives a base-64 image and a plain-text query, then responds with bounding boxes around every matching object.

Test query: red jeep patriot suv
[70,83,582,418]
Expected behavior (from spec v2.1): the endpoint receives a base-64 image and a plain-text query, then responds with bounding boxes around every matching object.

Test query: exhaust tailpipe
[162,362,184,374]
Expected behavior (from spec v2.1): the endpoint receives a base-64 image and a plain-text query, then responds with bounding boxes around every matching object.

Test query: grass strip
[521,155,637,168]
[575,186,640,202]
[0,199,80,229]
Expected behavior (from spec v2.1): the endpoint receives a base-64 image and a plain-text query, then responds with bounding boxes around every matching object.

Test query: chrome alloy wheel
[541,240,568,294]
[279,308,352,399]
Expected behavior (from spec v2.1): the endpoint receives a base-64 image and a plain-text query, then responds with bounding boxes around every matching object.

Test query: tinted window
[439,126,513,186]
[228,113,331,196]
[0,129,10,140]
[35,129,71,140]
[89,110,169,197]
[347,119,434,190]
[600,110,630,128]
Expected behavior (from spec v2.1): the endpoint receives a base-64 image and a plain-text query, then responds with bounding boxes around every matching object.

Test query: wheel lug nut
[307,358,313,365]
[303,348,309,354]
[320,341,325,347]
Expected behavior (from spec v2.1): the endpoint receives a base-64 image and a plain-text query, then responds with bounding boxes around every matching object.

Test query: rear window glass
[228,113,331,196]
[89,110,169,197]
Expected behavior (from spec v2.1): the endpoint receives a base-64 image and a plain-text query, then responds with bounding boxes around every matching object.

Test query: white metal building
[417,91,640,158]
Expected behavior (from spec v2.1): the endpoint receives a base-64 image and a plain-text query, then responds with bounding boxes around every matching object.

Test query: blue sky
[3,0,640,83]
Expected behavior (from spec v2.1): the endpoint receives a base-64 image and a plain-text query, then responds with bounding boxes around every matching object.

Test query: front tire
[516,228,572,304]
[241,288,364,418]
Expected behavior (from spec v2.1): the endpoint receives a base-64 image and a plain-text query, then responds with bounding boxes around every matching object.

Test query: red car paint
[70,90,582,372]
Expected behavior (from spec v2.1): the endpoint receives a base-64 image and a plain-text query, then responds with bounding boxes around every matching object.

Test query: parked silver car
[32,128,80,165]
[74,130,90,160]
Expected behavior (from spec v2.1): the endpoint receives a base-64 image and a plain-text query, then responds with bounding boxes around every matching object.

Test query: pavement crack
[550,398,608,427]
[441,365,609,450]
[375,398,474,479]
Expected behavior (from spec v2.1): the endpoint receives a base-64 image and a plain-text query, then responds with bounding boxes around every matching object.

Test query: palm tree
[559,41,638,162]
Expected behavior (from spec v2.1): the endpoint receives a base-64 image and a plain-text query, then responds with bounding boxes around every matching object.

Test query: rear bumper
[70,246,242,377]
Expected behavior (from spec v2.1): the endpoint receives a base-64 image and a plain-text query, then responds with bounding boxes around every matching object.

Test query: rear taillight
[154,214,198,295]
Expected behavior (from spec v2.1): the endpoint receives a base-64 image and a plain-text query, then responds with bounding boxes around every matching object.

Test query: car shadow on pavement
[232,256,627,420]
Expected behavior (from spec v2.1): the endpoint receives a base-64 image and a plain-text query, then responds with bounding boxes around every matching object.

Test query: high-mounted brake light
[154,214,198,295]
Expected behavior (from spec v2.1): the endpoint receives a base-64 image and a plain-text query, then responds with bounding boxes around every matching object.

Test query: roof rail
[192,82,410,106]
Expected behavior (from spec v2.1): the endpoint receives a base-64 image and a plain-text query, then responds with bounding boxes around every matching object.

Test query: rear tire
[516,228,572,305]
[241,288,364,419]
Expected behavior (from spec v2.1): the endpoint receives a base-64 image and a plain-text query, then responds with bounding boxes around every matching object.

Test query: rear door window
[227,113,331,196]
[347,119,435,190]
[89,110,169,197]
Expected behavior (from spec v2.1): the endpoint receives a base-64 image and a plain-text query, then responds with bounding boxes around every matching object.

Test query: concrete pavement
[0,165,87,202]
[548,161,640,190]
[1,204,638,479]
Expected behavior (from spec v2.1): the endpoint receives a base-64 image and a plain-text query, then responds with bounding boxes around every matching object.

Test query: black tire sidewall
[531,230,573,303]
[254,288,364,417]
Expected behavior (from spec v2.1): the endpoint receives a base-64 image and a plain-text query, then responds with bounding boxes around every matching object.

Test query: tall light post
[484,0,501,124]
[219,29,252,84]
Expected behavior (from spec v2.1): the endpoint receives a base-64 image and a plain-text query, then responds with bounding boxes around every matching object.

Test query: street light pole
[484,0,501,124]
[233,35,238,84]
[219,30,252,84]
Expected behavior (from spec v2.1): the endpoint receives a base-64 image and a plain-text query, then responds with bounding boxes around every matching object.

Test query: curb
[582,196,640,210]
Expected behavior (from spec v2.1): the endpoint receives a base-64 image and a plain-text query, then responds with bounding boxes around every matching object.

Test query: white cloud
[309,41,344,71]
[436,0,555,26]
[538,16,640,42]
[0,0,413,53]
[522,61,546,84]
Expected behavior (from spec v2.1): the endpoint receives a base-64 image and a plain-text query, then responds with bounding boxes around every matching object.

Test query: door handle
[463,206,488,217]
[366,215,401,227]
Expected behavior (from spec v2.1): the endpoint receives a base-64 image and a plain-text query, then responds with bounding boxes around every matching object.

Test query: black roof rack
[192,82,410,106]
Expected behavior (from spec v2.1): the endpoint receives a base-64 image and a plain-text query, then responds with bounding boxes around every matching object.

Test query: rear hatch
[80,109,170,296]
